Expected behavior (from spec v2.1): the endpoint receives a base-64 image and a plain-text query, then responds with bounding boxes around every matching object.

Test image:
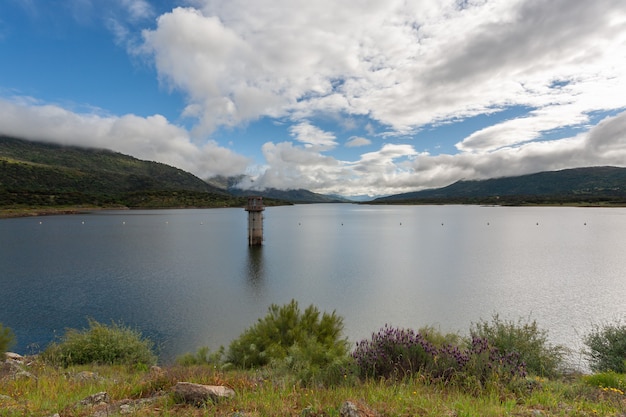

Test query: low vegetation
[0,323,15,358]
[40,319,157,367]
[1,306,626,416]
[584,320,626,373]
[470,314,568,378]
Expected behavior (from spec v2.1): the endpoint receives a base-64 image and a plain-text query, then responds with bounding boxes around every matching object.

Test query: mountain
[228,186,350,203]
[372,166,626,205]
[0,136,244,209]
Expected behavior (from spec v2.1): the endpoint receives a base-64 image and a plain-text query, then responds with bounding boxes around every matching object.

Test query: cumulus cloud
[289,121,337,151]
[143,0,626,135]
[0,98,249,178]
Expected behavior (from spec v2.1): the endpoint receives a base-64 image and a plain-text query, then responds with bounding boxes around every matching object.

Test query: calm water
[1,204,625,367]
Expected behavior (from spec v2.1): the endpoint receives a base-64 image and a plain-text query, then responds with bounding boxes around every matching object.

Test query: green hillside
[0,136,245,211]
[372,166,626,205]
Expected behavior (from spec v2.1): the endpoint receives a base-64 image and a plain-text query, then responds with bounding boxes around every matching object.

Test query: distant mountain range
[3,136,626,210]
[372,166,626,205]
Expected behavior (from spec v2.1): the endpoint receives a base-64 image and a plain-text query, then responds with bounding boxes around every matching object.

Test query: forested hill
[372,166,626,205]
[0,136,244,209]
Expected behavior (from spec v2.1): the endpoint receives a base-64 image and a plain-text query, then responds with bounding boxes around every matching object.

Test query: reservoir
[1,204,625,368]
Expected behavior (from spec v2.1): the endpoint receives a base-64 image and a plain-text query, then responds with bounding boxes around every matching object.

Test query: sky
[1,0,626,198]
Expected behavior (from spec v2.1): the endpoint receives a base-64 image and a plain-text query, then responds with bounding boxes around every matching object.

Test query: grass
[1,361,625,416]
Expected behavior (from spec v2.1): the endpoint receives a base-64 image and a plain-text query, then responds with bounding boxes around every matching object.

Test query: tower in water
[245,196,264,245]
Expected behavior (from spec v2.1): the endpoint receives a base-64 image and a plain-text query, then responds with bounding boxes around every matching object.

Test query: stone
[73,370,104,382]
[79,391,109,406]
[339,400,378,417]
[4,352,24,362]
[0,360,36,381]
[172,382,235,406]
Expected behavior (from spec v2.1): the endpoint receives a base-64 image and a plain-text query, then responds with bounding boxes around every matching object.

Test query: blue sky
[1,0,626,197]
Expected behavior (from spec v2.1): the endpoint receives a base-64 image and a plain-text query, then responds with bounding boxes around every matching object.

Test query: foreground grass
[1,361,625,417]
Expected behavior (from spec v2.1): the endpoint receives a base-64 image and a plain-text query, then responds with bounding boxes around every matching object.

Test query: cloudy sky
[1,0,625,197]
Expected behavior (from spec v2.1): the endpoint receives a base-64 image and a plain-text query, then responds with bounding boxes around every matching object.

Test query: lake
[1,204,625,368]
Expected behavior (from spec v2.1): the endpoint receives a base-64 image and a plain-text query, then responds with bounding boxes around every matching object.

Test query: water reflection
[246,246,265,293]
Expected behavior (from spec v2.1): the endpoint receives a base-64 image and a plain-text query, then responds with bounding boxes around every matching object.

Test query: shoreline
[3,201,626,219]
[0,206,127,219]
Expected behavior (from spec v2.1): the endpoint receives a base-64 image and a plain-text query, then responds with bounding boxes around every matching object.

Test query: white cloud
[0,98,250,179]
[243,110,626,197]
[118,0,154,22]
[289,121,337,151]
[345,136,371,148]
[142,0,626,138]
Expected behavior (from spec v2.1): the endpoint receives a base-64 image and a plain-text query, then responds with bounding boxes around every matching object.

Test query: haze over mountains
[1,136,625,209]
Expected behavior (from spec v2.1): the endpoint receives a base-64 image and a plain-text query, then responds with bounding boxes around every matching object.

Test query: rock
[79,391,109,406]
[4,352,24,362]
[72,371,104,382]
[172,382,235,406]
[339,400,378,417]
[0,360,36,381]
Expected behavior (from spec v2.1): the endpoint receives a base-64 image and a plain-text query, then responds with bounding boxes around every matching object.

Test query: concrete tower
[245,196,264,245]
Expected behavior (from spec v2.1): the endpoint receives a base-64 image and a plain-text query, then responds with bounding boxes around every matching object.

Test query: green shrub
[0,323,16,358]
[176,346,225,367]
[470,314,567,378]
[226,300,349,370]
[268,335,358,387]
[41,319,157,367]
[584,321,626,373]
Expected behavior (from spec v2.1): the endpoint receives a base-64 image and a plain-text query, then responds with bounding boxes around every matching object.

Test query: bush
[352,325,437,379]
[176,346,225,367]
[41,319,157,367]
[584,321,626,373]
[470,314,567,378]
[272,336,358,387]
[226,300,349,370]
[352,325,527,385]
[0,323,16,358]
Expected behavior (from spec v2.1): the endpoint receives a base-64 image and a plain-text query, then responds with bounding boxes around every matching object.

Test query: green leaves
[41,319,157,367]
[584,321,626,373]
[0,323,15,357]
[226,300,349,369]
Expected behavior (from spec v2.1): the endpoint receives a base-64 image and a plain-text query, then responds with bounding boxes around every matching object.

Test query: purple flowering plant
[352,324,526,385]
